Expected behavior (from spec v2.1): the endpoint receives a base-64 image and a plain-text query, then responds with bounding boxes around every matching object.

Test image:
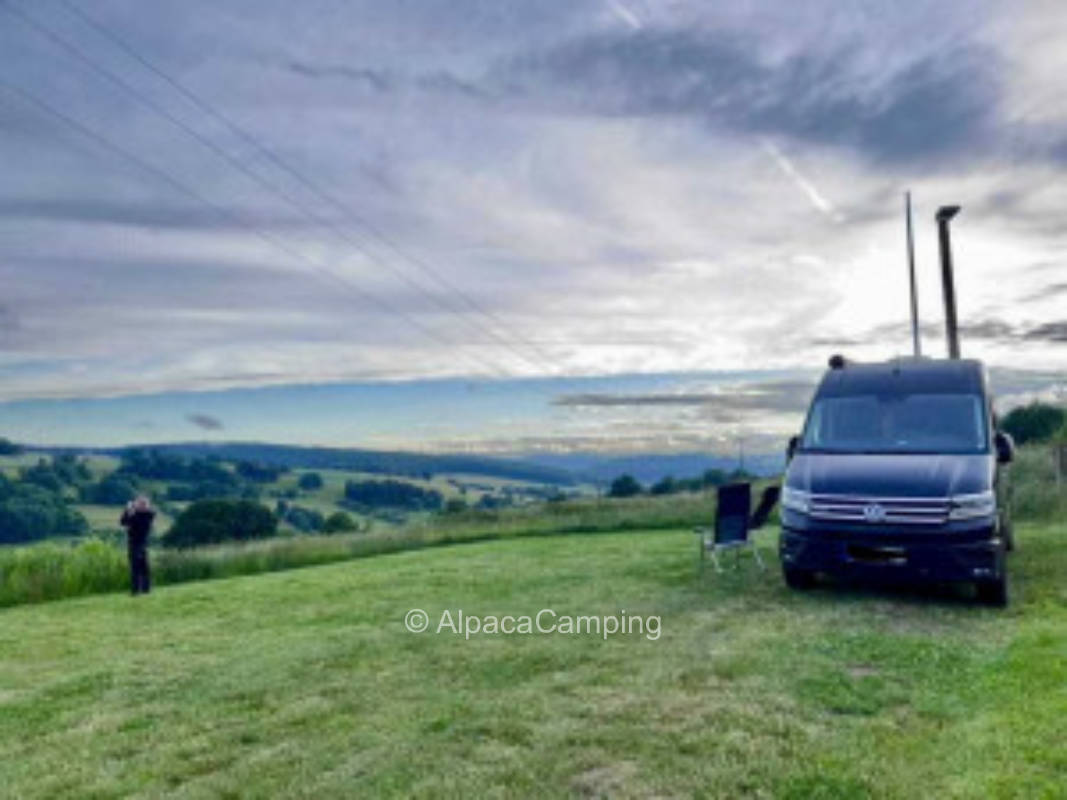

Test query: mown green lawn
[1,524,1065,798]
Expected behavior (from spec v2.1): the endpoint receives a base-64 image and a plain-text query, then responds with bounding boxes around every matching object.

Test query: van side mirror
[786,435,800,462]
[994,431,1014,464]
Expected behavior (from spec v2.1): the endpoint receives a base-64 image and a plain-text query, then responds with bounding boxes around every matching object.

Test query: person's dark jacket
[120,509,156,542]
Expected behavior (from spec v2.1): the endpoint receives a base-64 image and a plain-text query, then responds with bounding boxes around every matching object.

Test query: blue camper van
[779,357,1015,605]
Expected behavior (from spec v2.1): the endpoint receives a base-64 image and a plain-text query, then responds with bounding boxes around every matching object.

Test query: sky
[1,0,1066,453]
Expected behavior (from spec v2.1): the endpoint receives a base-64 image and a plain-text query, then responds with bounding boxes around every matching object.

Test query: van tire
[783,567,816,590]
[976,576,1008,607]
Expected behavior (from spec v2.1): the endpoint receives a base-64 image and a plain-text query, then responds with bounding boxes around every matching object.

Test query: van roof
[818,357,986,397]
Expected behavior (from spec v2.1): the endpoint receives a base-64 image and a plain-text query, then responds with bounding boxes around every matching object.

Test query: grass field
[1,522,1065,798]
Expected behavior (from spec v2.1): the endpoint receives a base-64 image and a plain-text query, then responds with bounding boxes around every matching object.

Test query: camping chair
[695,483,780,573]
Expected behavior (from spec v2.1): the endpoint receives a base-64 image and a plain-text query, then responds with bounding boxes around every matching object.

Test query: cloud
[760,138,843,222]
[554,378,817,415]
[0,198,308,232]
[185,413,224,430]
[494,28,1003,164]
[1022,321,1067,343]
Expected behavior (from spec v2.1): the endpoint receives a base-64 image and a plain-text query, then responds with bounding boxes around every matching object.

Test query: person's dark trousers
[128,534,150,595]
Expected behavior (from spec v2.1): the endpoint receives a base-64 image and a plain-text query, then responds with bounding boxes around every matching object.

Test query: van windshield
[800,392,988,454]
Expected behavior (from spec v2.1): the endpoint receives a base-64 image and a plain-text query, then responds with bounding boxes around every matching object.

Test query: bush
[298,472,324,491]
[235,460,287,483]
[344,479,443,510]
[81,474,138,505]
[444,498,469,514]
[323,511,358,533]
[608,474,642,498]
[164,499,277,548]
[650,476,677,496]
[1002,403,1066,446]
[284,505,324,533]
[0,483,88,544]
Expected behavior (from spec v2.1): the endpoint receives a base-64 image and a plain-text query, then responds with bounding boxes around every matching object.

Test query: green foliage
[80,473,138,505]
[235,460,287,483]
[322,511,358,533]
[0,436,23,455]
[119,449,236,485]
[344,478,443,510]
[298,471,324,490]
[0,539,127,606]
[0,480,88,544]
[1001,402,1066,445]
[444,497,469,514]
[164,499,277,548]
[283,504,325,533]
[650,475,676,495]
[1009,445,1067,521]
[19,458,65,492]
[608,474,642,498]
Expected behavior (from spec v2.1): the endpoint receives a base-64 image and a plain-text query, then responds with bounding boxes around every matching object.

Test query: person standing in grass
[120,495,156,595]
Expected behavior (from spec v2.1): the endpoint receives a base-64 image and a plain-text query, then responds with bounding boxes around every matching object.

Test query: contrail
[760,138,843,223]
[606,0,642,30]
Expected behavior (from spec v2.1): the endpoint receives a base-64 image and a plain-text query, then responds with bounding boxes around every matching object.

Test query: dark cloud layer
[555,379,817,414]
[186,413,224,430]
[495,29,1001,164]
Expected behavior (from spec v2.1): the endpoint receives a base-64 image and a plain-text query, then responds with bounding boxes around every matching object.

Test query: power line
[0,76,510,380]
[12,0,557,377]
[60,0,561,373]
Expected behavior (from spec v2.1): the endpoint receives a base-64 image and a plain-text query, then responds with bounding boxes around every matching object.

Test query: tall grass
[0,539,128,607]
[3,454,1061,611]
[1010,444,1067,521]
[0,490,728,608]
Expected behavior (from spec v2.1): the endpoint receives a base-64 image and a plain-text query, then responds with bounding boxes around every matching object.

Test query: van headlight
[948,491,996,520]
[781,487,811,515]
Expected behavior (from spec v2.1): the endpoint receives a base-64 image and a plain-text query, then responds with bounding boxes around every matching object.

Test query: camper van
[780,357,1015,605]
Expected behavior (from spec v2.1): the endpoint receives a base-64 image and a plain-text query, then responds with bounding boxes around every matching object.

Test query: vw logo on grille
[862,503,887,523]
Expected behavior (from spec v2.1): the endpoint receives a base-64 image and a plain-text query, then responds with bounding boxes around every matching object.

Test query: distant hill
[25,442,784,487]
[521,452,784,486]
[29,442,579,486]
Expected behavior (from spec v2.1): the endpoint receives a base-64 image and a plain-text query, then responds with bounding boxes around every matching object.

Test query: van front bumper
[779,521,1005,583]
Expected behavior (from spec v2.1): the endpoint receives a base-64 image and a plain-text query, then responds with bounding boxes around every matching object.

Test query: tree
[343,479,443,510]
[650,475,677,496]
[81,473,138,505]
[443,497,469,514]
[19,459,64,492]
[323,511,358,533]
[0,437,23,455]
[283,505,324,533]
[298,472,324,491]
[164,499,277,548]
[235,460,286,483]
[0,482,87,544]
[701,468,728,488]
[608,474,642,498]
[1001,403,1066,446]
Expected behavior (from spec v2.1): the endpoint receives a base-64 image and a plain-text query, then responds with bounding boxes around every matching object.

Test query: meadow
[1,520,1065,798]
[0,489,727,608]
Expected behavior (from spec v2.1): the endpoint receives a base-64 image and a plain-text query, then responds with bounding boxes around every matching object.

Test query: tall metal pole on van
[905,192,920,356]
[936,205,962,359]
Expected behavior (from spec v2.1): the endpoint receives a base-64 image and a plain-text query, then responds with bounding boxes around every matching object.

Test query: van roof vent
[828,354,849,370]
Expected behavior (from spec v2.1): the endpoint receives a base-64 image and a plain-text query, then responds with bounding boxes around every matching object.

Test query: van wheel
[783,567,816,590]
[976,576,1008,607]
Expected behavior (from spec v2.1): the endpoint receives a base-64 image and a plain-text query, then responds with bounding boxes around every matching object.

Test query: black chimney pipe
[936,205,961,359]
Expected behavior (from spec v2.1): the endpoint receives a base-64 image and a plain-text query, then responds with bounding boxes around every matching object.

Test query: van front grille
[808,494,949,525]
